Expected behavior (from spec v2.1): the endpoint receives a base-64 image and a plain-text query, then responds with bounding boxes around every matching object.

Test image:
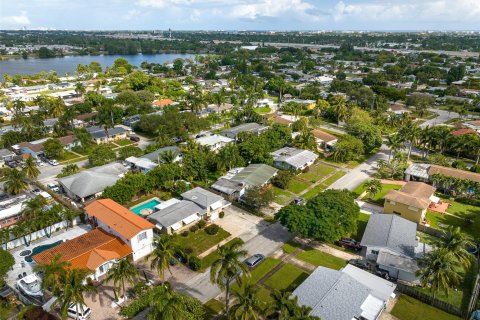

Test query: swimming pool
[131,199,161,216]
[25,240,63,263]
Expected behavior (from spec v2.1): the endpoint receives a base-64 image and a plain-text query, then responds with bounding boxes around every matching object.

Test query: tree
[243,185,274,209]
[210,242,249,319]
[386,134,404,161]
[293,131,317,152]
[23,156,40,180]
[88,145,116,166]
[3,168,28,195]
[159,150,178,164]
[406,94,434,117]
[346,122,382,153]
[230,279,264,320]
[0,250,14,287]
[417,248,461,298]
[74,83,86,97]
[276,190,360,242]
[60,164,80,177]
[437,226,474,270]
[105,258,139,299]
[365,179,382,199]
[33,254,70,296]
[147,283,204,320]
[96,103,123,139]
[330,95,349,123]
[43,138,65,159]
[272,170,294,190]
[332,135,364,163]
[118,146,143,160]
[147,235,179,281]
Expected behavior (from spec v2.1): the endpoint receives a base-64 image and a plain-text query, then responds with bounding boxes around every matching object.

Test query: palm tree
[34,254,70,295]
[291,302,319,320]
[365,179,382,199]
[417,248,461,298]
[3,168,28,195]
[330,95,348,123]
[105,258,139,299]
[399,121,421,162]
[210,241,249,319]
[147,235,179,281]
[50,97,66,118]
[385,134,404,161]
[56,268,97,320]
[22,196,47,220]
[437,226,474,269]
[61,209,78,230]
[230,279,263,320]
[74,82,86,98]
[293,131,317,152]
[159,150,178,164]
[148,283,184,320]
[271,290,295,320]
[23,156,40,180]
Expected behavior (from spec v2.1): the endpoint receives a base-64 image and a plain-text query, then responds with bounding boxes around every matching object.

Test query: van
[67,303,91,320]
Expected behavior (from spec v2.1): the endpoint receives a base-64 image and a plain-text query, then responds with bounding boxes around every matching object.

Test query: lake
[0,53,196,78]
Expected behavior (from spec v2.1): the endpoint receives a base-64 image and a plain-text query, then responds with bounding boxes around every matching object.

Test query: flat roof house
[221,122,269,140]
[195,134,233,152]
[384,181,436,223]
[84,199,155,261]
[58,162,128,202]
[361,214,430,282]
[271,147,318,171]
[33,228,132,280]
[293,266,396,320]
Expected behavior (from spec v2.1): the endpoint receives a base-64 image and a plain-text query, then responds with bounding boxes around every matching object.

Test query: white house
[196,134,234,151]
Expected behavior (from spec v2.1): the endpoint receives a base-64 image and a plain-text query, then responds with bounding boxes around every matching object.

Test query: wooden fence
[396,283,467,318]
[465,268,480,319]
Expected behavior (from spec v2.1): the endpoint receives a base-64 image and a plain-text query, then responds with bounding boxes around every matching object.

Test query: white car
[48,159,59,166]
[67,303,91,320]
[47,183,60,193]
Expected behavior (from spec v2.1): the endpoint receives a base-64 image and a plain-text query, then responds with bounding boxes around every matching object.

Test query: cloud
[0,11,31,28]
[124,9,141,20]
[231,0,315,20]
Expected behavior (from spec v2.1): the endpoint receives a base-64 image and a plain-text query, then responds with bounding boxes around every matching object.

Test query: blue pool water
[131,199,161,215]
[25,240,63,263]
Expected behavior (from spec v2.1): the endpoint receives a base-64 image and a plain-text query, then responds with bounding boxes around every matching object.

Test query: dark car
[375,267,394,280]
[129,135,140,142]
[244,254,265,270]
[349,259,369,270]
[293,197,306,205]
[337,238,362,251]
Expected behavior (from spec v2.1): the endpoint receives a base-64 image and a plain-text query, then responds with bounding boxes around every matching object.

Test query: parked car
[244,254,265,270]
[31,188,41,196]
[47,183,60,193]
[337,238,362,251]
[129,135,140,142]
[47,159,59,166]
[293,197,306,205]
[375,267,392,280]
[349,259,369,270]
[67,303,91,320]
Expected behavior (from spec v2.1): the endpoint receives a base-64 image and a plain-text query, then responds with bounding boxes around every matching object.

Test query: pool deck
[129,196,161,215]
[6,224,92,289]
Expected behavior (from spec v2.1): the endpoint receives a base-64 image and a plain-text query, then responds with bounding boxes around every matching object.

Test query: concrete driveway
[215,206,270,242]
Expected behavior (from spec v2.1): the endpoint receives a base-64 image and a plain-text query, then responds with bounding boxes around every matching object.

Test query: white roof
[341,264,396,301]
[360,294,384,320]
[171,222,182,231]
[196,134,233,147]
[0,202,23,220]
[182,214,200,225]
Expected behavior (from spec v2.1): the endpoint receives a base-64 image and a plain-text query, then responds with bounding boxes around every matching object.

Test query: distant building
[221,123,269,140]
[86,126,127,144]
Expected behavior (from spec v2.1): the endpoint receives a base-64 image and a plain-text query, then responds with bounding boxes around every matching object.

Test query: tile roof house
[384,181,436,223]
[311,129,338,151]
[58,162,128,202]
[84,199,155,261]
[152,99,175,108]
[271,147,318,171]
[293,266,396,320]
[360,214,430,282]
[451,128,479,137]
[33,228,132,280]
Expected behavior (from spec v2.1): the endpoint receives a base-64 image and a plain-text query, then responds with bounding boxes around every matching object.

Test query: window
[137,232,147,241]
[371,250,379,255]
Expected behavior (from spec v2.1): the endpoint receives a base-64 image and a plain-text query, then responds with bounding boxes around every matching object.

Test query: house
[293,265,396,320]
[148,187,230,234]
[465,120,480,132]
[405,163,480,185]
[33,228,132,280]
[0,195,30,228]
[84,199,155,261]
[13,135,80,159]
[152,99,175,108]
[221,123,269,140]
[388,103,411,116]
[384,181,437,223]
[142,146,182,163]
[195,134,233,151]
[451,128,479,137]
[270,114,293,126]
[271,147,318,171]
[58,162,128,202]
[0,148,15,167]
[311,129,338,151]
[86,126,127,144]
[360,214,430,282]
[124,156,158,173]
[212,164,278,199]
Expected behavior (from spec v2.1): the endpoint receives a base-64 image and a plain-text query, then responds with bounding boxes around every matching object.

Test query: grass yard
[200,238,244,271]
[113,139,135,147]
[255,106,271,113]
[173,227,231,256]
[256,285,275,314]
[282,241,302,254]
[249,258,282,283]
[204,299,224,319]
[296,248,347,270]
[351,213,371,241]
[287,178,311,194]
[297,164,336,183]
[426,199,480,240]
[353,180,402,204]
[263,264,309,292]
[272,186,296,205]
[57,150,83,161]
[391,295,461,320]
[299,171,347,200]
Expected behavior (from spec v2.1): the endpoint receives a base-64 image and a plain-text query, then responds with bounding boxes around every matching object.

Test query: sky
[0,0,479,31]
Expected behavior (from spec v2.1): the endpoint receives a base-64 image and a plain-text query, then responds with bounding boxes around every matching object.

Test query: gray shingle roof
[211,178,245,195]
[230,164,277,187]
[271,147,318,169]
[148,200,205,228]
[142,146,180,162]
[360,214,417,257]
[86,126,126,140]
[221,122,268,138]
[181,187,223,209]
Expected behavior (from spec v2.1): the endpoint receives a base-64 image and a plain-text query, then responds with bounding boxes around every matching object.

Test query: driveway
[38,159,89,182]
[215,206,269,242]
[328,144,389,191]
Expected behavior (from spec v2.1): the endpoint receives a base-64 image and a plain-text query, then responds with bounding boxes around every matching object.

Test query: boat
[16,274,43,298]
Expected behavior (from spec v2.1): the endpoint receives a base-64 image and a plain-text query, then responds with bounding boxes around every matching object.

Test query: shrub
[219,211,225,218]
[197,220,206,229]
[183,247,193,255]
[272,170,293,189]
[471,165,480,173]
[181,230,189,237]
[205,224,219,235]
[188,256,202,271]
[452,160,467,170]
[189,225,198,233]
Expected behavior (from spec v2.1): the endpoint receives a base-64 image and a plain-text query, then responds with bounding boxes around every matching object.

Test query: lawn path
[298,167,344,197]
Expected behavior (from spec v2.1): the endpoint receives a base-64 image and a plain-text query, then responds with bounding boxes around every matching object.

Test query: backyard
[353,180,402,205]
[391,295,461,320]
[296,248,347,270]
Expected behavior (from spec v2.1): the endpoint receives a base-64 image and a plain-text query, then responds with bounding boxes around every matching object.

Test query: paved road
[420,108,460,128]
[38,159,89,182]
[176,222,291,303]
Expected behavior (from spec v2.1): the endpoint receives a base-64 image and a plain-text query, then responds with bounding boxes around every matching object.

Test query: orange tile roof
[451,128,478,137]
[33,228,132,271]
[84,199,154,239]
[152,99,174,107]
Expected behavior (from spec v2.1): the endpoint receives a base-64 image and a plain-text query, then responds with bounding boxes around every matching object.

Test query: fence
[465,268,480,319]
[396,283,467,318]
[417,224,446,238]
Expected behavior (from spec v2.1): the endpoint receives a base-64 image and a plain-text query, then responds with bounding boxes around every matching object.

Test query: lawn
[272,186,296,205]
[173,227,231,256]
[351,213,371,241]
[296,248,347,270]
[282,241,302,254]
[303,171,347,200]
[256,285,275,314]
[58,150,82,161]
[426,199,480,240]
[204,299,224,319]
[353,180,402,204]
[391,295,461,320]
[263,264,309,292]
[287,178,311,194]
[297,164,336,183]
[114,139,135,147]
[255,106,271,113]
[249,258,282,283]
[200,238,244,271]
